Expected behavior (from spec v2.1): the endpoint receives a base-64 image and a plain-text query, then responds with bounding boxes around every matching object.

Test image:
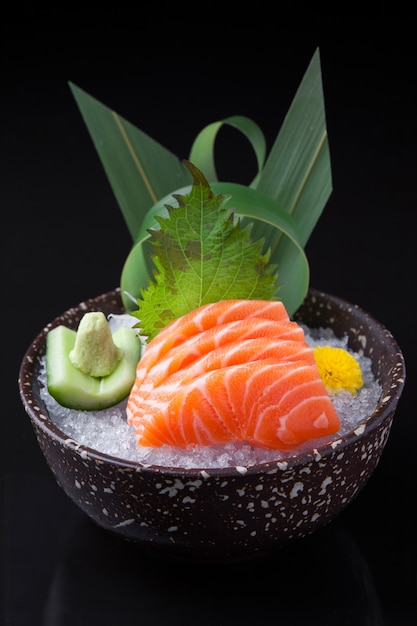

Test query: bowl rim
[18,287,406,478]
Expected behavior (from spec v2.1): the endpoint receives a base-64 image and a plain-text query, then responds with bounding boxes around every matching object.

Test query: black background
[2,4,416,625]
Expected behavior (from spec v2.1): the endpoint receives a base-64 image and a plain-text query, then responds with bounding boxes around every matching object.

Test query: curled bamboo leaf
[189,115,267,187]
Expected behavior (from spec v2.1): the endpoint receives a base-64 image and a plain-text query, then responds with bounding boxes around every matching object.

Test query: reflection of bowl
[19,288,406,561]
[43,518,383,624]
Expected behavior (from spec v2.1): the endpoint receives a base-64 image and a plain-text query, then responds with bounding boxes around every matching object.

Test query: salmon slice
[135,318,307,390]
[127,300,341,450]
[242,363,340,448]
[136,299,291,377]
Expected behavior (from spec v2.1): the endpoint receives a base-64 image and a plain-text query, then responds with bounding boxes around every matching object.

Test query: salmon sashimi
[127,299,341,450]
[136,318,307,390]
[137,299,291,375]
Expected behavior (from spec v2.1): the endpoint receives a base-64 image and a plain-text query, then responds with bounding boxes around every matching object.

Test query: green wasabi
[69,312,122,377]
[46,312,141,410]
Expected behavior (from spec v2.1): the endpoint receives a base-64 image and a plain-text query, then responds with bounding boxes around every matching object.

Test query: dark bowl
[18,288,406,562]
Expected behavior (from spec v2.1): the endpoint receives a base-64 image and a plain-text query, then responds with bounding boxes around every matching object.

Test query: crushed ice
[37,315,382,469]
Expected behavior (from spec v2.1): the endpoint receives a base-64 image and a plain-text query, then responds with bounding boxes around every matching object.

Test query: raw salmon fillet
[126,299,340,450]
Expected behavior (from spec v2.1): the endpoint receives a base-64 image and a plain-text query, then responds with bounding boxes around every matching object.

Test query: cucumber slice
[46,324,141,410]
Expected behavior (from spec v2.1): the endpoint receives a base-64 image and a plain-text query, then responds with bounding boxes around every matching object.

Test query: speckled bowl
[19,288,405,561]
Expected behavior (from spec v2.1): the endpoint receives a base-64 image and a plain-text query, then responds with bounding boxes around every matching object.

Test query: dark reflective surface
[3,6,416,625]
[44,521,382,625]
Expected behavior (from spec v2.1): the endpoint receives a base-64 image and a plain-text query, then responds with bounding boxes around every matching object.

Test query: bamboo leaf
[70,47,331,320]
[69,82,192,241]
[254,47,332,247]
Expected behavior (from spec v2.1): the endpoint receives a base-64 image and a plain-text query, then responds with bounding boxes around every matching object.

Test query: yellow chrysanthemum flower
[313,345,364,394]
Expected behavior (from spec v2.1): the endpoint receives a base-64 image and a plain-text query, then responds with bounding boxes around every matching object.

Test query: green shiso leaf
[121,180,309,320]
[132,161,278,340]
[69,46,331,322]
